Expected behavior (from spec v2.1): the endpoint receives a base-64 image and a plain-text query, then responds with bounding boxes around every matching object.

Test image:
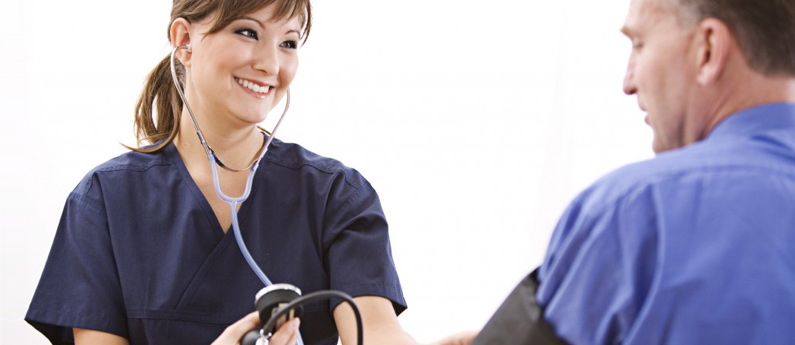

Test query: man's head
[621,0,795,153]
[670,0,795,77]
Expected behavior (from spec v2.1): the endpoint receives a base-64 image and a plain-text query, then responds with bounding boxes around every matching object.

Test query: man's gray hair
[667,0,795,76]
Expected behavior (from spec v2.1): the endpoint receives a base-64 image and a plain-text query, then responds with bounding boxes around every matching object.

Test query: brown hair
[131,0,311,152]
[670,0,795,76]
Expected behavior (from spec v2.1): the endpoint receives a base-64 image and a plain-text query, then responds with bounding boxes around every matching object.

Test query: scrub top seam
[94,160,173,173]
[323,181,373,231]
[67,190,105,215]
[265,157,362,189]
[77,160,175,206]
[126,308,247,325]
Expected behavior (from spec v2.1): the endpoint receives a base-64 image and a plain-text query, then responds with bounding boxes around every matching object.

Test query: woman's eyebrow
[238,16,265,29]
[237,16,301,36]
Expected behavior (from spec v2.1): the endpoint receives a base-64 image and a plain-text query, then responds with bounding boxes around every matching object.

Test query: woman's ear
[170,18,193,67]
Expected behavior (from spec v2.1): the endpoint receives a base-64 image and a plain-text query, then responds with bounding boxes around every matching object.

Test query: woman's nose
[253,45,280,75]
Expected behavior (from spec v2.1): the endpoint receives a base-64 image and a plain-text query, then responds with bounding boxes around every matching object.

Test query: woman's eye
[236,29,258,40]
[280,40,298,49]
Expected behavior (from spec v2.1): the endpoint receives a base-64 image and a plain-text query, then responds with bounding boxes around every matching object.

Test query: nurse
[25,0,474,344]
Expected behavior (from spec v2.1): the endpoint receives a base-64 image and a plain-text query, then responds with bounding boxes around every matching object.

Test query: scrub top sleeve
[535,186,661,345]
[26,176,128,344]
[323,181,407,315]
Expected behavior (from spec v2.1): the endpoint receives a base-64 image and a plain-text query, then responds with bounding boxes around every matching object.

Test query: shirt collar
[707,102,795,140]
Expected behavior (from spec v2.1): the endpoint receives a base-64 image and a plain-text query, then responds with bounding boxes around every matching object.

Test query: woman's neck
[174,109,264,171]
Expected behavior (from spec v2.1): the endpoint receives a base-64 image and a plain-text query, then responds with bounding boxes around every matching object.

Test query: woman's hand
[267,318,301,345]
[211,311,301,345]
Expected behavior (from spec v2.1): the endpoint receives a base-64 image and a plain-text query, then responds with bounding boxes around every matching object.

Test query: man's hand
[430,331,478,345]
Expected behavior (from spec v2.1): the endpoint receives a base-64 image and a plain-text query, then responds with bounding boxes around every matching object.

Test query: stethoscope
[170,45,364,345]
[170,45,284,287]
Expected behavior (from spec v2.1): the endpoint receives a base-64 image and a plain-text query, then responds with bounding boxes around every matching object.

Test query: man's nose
[623,59,637,95]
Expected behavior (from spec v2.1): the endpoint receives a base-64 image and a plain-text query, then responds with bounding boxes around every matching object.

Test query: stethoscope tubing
[170,44,304,345]
[169,45,288,286]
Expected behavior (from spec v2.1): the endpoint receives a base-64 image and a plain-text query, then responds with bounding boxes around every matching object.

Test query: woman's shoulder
[72,145,178,197]
[265,139,368,188]
[93,145,175,172]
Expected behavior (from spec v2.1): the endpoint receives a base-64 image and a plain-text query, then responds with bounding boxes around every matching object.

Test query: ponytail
[129,55,184,153]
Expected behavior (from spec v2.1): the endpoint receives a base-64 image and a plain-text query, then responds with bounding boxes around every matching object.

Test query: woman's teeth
[235,77,270,94]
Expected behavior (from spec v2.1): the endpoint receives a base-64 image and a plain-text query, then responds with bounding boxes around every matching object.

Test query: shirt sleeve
[26,174,129,344]
[535,184,662,345]
[321,178,407,315]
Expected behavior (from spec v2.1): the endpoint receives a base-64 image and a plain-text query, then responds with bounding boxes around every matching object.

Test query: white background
[0,0,652,343]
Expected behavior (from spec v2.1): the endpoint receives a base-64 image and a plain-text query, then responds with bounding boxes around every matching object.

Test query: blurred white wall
[0,0,650,342]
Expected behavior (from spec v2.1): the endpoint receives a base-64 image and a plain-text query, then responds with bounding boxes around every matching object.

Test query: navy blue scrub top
[26,139,407,345]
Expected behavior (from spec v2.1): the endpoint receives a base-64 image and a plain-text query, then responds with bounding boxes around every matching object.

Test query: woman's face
[183,5,302,128]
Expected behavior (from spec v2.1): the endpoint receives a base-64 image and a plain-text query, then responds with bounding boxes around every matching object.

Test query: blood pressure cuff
[470,268,569,345]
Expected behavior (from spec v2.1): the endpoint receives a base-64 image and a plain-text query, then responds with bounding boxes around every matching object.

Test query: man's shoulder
[580,138,783,209]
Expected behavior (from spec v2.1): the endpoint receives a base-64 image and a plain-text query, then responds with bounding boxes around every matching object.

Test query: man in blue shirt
[473,0,795,344]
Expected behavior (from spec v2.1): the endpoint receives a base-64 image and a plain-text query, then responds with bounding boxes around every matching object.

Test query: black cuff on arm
[471,268,569,345]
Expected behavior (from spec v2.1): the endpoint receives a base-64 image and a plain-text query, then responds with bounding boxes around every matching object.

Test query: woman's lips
[234,77,273,98]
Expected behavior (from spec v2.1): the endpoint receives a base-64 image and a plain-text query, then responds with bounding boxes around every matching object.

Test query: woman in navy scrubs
[25,1,474,344]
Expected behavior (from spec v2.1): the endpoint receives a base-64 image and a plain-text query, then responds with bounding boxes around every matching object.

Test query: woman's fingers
[210,312,300,345]
[211,312,259,345]
[268,318,301,345]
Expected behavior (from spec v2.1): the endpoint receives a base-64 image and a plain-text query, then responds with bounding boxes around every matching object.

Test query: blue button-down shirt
[537,103,795,344]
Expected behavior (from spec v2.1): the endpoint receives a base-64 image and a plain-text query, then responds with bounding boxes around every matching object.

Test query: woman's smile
[234,77,274,99]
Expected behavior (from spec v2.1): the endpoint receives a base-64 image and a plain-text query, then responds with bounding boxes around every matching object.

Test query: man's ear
[694,18,733,86]
[170,18,193,67]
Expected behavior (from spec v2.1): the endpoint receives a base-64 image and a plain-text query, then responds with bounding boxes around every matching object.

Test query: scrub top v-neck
[26,140,407,345]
